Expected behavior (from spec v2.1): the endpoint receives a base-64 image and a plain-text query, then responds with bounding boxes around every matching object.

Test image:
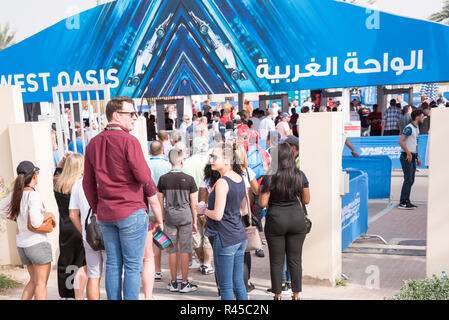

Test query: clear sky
[0,0,446,44]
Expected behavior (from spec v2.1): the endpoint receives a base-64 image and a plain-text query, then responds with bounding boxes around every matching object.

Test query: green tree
[0,23,16,51]
[429,0,449,25]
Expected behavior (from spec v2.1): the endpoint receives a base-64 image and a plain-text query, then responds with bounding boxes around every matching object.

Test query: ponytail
[218,140,243,176]
[8,173,33,221]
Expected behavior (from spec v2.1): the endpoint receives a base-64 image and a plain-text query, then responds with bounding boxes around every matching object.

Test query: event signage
[343,135,428,169]
[341,169,369,251]
[1,0,449,103]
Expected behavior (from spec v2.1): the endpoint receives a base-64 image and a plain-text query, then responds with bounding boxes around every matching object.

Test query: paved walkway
[0,194,428,300]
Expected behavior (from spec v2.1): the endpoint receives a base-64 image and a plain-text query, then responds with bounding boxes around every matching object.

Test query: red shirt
[367,112,382,131]
[83,124,153,222]
[220,115,231,125]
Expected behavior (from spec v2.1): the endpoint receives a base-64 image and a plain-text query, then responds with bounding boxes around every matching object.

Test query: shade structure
[1,0,449,103]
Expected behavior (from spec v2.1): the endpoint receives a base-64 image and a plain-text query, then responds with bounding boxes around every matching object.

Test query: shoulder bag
[25,188,54,234]
[85,208,105,251]
[297,196,312,234]
[244,185,262,252]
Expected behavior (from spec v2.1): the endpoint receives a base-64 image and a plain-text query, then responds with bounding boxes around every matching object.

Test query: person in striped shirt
[382,99,401,136]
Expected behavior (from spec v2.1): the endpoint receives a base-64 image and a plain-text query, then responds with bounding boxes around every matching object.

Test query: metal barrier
[343,135,428,170]
[341,169,369,251]
[52,84,111,160]
[342,155,392,199]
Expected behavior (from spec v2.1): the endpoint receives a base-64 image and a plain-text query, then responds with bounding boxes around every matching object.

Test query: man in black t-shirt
[358,104,371,136]
[202,100,212,116]
[157,147,198,293]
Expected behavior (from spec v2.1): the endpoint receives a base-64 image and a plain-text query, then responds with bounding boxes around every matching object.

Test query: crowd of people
[0,90,443,300]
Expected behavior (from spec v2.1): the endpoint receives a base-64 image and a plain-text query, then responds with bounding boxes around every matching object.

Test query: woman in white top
[0,161,56,300]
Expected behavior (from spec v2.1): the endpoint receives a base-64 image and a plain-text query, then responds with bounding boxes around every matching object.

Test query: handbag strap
[85,208,92,231]
[297,195,308,217]
[245,169,253,226]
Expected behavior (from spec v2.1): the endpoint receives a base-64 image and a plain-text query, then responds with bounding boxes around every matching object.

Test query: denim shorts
[17,242,53,266]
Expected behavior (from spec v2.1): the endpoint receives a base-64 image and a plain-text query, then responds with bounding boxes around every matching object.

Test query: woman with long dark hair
[196,141,248,300]
[54,153,87,299]
[0,161,56,300]
[259,143,310,300]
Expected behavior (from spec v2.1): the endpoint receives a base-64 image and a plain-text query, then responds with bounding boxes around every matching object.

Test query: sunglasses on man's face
[118,111,138,118]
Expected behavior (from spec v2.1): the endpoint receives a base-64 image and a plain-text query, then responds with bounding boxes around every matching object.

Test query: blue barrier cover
[343,135,428,169]
[342,169,369,252]
[342,156,391,199]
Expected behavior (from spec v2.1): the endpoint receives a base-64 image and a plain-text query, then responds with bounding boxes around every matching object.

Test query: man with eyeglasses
[83,96,156,300]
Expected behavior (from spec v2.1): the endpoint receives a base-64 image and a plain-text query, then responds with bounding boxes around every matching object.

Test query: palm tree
[429,0,449,24]
[341,0,376,4]
[0,23,16,51]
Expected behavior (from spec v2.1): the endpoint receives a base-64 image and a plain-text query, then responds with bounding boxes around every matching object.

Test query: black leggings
[265,202,307,295]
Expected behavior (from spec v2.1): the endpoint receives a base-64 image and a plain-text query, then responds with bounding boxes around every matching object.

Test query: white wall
[426,108,449,278]
[300,112,344,285]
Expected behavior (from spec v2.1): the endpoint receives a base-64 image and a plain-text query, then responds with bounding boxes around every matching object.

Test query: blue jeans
[400,152,416,204]
[99,209,149,300]
[282,259,291,283]
[213,234,248,300]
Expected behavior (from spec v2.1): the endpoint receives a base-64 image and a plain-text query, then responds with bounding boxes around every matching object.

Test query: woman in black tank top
[197,141,249,300]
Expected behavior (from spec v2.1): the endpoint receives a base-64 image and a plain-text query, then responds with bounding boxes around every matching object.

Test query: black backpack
[85,208,105,251]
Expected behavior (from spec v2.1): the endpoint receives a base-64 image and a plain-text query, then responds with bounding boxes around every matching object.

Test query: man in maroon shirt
[83,96,152,300]
[368,104,382,136]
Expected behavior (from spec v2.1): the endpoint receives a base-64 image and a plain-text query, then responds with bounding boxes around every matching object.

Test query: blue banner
[343,135,428,169]
[342,156,392,199]
[1,0,449,103]
[342,169,369,252]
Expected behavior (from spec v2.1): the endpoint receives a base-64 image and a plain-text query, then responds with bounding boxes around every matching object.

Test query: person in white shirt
[437,98,446,109]
[302,96,314,109]
[271,102,281,118]
[258,109,276,141]
[249,109,261,132]
[157,130,173,160]
[179,115,191,143]
[69,178,106,300]
[397,95,408,108]
[276,113,292,139]
[0,161,56,300]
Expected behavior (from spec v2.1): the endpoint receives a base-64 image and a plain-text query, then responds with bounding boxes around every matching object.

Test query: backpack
[85,208,105,251]
[247,144,270,180]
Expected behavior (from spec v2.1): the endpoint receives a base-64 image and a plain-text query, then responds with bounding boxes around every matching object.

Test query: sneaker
[168,281,179,292]
[155,272,162,281]
[177,275,193,283]
[180,281,198,293]
[398,203,414,210]
[189,259,202,269]
[407,201,418,208]
[255,249,265,258]
[281,283,291,295]
[201,265,215,275]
